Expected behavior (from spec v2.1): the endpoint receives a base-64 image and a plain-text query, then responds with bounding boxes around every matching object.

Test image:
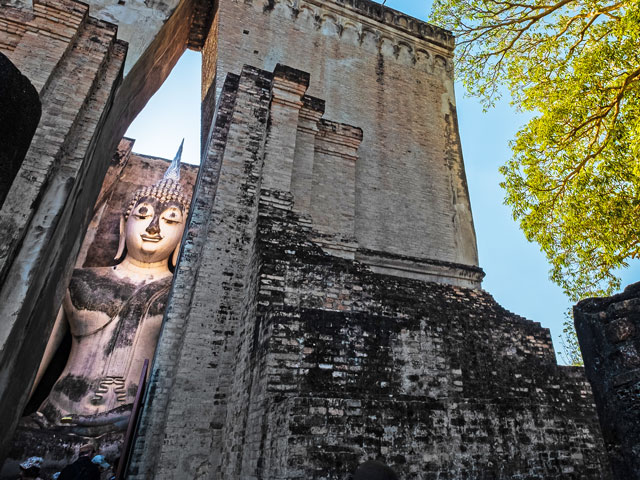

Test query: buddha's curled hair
[123,139,190,219]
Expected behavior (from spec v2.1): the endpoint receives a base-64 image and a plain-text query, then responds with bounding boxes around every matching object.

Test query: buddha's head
[115,142,189,267]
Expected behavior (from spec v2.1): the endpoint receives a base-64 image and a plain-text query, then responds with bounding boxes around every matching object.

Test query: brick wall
[311,119,362,241]
[1,0,88,93]
[210,0,479,271]
[131,63,611,479]
[243,197,611,478]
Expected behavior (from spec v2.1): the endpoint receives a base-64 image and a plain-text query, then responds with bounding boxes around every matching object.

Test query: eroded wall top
[83,0,180,74]
[324,0,455,50]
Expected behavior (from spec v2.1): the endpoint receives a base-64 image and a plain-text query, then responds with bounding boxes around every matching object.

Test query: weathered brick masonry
[130,63,611,479]
[210,0,480,280]
[247,194,610,479]
[130,65,275,479]
[575,282,640,480]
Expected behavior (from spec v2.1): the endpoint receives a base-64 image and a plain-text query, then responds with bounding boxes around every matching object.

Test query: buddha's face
[125,197,185,264]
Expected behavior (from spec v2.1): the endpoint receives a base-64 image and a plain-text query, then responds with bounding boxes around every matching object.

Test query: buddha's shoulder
[70,266,128,285]
[74,265,117,275]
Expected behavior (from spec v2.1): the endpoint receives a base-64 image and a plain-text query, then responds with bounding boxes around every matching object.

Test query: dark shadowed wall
[575,282,640,480]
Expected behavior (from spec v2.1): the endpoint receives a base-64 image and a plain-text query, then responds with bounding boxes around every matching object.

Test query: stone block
[575,282,640,480]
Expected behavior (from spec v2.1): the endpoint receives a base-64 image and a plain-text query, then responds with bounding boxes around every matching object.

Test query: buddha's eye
[162,210,182,225]
[134,205,153,219]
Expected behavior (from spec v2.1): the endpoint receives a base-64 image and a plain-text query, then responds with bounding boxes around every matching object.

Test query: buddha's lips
[141,234,162,242]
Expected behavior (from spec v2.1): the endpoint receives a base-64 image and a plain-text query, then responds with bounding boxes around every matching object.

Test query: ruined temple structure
[0,0,619,478]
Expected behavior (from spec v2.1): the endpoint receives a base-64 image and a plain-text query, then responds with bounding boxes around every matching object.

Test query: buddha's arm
[29,306,68,399]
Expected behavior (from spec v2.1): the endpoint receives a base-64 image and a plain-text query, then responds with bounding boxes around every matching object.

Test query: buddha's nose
[146,215,161,235]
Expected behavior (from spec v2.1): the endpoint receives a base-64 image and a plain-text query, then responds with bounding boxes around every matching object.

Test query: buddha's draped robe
[39,267,171,432]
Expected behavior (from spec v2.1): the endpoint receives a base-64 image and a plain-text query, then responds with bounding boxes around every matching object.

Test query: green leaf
[431,0,640,303]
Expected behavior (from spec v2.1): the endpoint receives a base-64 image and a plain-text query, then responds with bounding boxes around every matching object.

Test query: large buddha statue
[32,143,189,437]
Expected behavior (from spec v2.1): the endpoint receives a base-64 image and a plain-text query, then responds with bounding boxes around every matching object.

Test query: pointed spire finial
[163,139,184,182]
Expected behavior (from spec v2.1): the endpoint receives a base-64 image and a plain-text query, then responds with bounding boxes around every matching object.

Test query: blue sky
[126,0,639,362]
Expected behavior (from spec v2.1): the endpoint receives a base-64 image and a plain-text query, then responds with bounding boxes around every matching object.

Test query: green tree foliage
[431,0,640,302]
[431,0,640,363]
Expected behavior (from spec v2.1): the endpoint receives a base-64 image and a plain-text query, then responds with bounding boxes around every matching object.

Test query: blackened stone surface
[353,461,399,480]
[575,282,640,480]
[0,52,41,208]
[213,189,612,479]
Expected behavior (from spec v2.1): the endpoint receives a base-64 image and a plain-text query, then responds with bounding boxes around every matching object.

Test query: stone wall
[575,282,640,480]
[0,0,127,462]
[0,52,40,208]
[209,0,480,279]
[130,63,611,479]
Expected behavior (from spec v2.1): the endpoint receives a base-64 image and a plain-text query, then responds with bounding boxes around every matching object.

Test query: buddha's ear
[171,240,181,269]
[114,215,126,261]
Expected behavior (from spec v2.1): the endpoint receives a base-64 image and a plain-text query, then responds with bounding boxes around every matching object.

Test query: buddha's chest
[67,268,137,318]
[65,267,170,337]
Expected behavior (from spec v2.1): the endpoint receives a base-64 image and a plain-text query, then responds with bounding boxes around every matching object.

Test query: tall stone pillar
[129,65,275,479]
[311,119,362,239]
[575,282,640,480]
[291,96,325,214]
[262,65,309,192]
